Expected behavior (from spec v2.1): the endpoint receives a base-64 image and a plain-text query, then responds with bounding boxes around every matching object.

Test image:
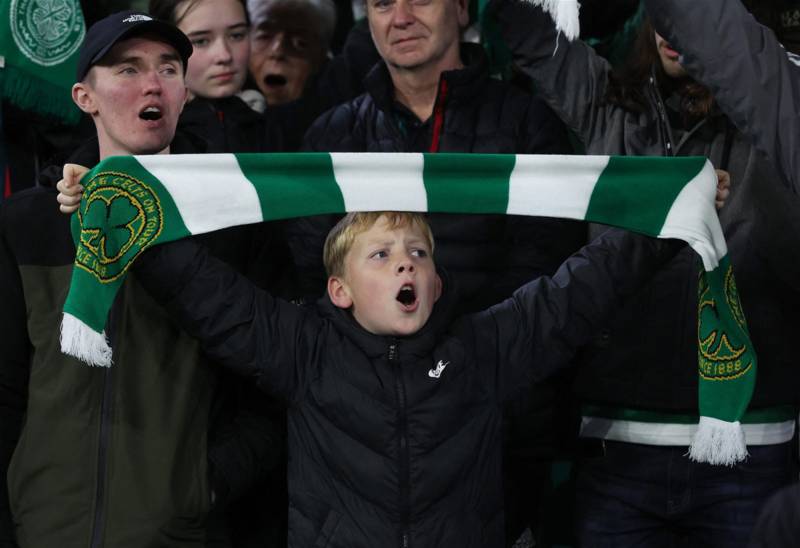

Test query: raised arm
[486,0,619,147]
[134,238,324,403]
[645,0,800,192]
[469,228,682,405]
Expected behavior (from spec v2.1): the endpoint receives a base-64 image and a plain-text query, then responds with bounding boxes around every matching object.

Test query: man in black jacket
[1,12,283,548]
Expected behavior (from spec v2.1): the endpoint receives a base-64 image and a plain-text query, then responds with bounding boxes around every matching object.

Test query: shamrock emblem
[32,0,72,42]
[697,272,746,364]
[81,193,142,264]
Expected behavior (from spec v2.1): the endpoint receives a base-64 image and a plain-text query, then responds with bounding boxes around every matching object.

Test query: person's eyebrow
[159,52,181,64]
[364,238,396,248]
[113,54,143,65]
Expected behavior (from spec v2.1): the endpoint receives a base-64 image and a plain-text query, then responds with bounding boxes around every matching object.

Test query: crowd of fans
[1,0,799,547]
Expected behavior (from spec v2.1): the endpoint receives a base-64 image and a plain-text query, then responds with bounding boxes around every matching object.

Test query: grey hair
[247,0,337,48]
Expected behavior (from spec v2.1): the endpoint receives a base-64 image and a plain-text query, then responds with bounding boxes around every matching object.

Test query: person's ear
[72,82,97,115]
[434,273,442,302]
[456,0,469,27]
[327,276,353,309]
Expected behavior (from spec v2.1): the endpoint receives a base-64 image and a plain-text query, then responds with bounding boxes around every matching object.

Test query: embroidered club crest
[10,0,85,66]
[75,171,163,283]
[697,265,752,381]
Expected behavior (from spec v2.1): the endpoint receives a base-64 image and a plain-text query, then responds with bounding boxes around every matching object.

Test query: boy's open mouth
[396,284,416,307]
[264,74,287,87]
[139,106,163,121]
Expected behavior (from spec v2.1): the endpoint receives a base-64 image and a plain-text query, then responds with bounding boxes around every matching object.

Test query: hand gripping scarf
[60,152,755,466]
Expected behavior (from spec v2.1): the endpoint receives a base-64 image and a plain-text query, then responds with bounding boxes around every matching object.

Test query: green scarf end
[0,66,81,124]
[61,312,112,367]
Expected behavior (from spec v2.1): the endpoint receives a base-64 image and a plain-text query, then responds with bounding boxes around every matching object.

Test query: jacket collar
[364,43,490,117]
[316,267,458,360]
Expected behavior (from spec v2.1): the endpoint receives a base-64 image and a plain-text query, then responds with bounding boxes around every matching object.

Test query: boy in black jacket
[132,210,681,548]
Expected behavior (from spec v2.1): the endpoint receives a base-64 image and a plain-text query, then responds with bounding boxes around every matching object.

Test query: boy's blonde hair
[323,212,435,278]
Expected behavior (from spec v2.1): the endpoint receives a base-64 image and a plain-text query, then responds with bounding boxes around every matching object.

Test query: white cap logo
[122,14,153,23]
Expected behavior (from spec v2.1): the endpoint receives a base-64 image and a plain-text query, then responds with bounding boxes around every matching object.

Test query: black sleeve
[0,209,29,548]
[134,238,323,402]
[469,228,683,404]
[487,0,618,147]
[206,374,284,507]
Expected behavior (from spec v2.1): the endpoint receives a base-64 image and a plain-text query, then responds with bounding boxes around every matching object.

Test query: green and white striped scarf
[61,152,755,465]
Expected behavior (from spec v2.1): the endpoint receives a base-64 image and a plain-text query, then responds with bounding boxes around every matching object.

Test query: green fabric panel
[236,152,345,221]
[586,156,707,235]
[423,153,514,213]
[0,0,85,123]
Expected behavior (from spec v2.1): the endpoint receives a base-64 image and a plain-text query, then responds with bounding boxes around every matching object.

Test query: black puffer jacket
[178,95,284,153]
[292,44,585,310]
[136,228,680,548]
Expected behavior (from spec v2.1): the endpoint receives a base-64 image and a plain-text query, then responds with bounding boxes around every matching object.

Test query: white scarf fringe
[525,0,582,41]
[60,313,113,367]
[688,416,748,466]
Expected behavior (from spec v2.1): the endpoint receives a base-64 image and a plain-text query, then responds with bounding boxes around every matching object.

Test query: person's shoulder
[303,93,373,151]
[317,93,372,128]
[170,129,211,154]
[1,186,60,220]
[1,186,73,263]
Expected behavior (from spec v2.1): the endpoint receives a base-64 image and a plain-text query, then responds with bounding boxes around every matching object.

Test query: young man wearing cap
[0,12,283,548]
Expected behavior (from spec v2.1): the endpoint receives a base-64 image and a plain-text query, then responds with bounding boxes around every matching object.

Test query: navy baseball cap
[76,10,193,81]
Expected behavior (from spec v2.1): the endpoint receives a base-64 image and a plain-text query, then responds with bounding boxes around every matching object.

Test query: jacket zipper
[428,79,449,153]
[89,367,114,548]
[650,75,674,157]
[389,341,411,548]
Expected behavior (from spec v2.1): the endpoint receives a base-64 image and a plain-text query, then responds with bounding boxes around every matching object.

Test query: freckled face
[335,216,441,336]
[76,37,188,157]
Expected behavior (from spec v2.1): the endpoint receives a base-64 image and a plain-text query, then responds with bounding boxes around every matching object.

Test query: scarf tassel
[526,0,582,41]
[688,416,748,466]
[60,313,113,368]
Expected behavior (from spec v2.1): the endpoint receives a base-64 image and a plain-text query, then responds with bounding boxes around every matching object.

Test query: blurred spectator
[492,1,800,546]
[743,0,800,53]
[645,0,800,192]
[247,0,336,105]
[246,0,381,150]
